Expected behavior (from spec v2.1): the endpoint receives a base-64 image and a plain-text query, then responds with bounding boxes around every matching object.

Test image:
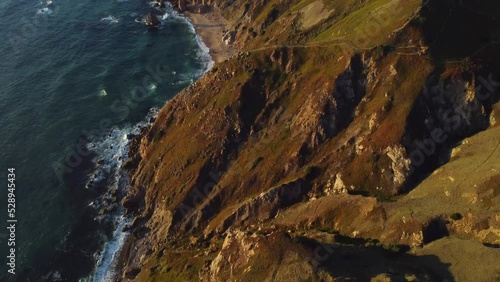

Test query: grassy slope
[276,104,500,280]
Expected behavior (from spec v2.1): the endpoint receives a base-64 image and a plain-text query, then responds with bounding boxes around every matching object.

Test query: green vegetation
[313,0,421,47]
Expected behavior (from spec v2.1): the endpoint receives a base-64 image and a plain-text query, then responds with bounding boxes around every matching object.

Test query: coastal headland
[118,0,500,281]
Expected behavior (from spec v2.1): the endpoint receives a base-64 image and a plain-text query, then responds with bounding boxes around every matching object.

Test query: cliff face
[121,0,500,281]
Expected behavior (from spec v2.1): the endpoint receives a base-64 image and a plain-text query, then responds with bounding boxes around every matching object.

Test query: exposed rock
[299,1,334,30]
[368,113,379,131]
[200,230,333,282]
[208,179,307,235]
[490,103,499,126]
[270,47,296,74]
[389,64,398,77]
[448,213,500,244]
[145,12,161,29]
[122,188,145,214]
[384,145,411,192]
[325,174,348,195]
[123,267,141,279]
[117,1,500,281]
[222,30,235,45]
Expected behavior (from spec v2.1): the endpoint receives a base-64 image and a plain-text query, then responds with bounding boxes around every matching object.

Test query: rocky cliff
[119,0,500,281]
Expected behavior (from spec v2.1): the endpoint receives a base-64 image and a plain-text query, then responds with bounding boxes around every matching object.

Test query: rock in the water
[145,12,161,29]
[153,0,166,8]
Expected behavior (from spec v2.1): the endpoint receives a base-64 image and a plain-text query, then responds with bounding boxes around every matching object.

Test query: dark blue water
[0,0,210,280]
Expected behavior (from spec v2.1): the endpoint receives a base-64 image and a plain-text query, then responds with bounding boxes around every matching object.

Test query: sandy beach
[186,10,235,64]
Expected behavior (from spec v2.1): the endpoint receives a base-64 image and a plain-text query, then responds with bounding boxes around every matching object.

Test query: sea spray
[83,108,159,282]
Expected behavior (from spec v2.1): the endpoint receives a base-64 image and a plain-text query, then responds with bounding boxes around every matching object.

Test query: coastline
[185,9,235,64]
[87,2,500,282]
[111,7,234,281]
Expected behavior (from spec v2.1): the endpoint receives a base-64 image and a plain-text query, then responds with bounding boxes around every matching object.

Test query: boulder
[145,12,161,29]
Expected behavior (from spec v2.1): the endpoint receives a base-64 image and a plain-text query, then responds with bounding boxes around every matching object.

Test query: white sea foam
[84,4,214,281]
[84,108,159,282]
[91,216,129,282]
[100,15,119,24]
[180,15,215,73]
[147,83,157,91]
[141,5,214,76]
[98,89,108,97]
[37,7,53,15]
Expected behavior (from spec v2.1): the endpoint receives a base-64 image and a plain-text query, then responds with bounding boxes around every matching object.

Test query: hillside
[118,0,500,281]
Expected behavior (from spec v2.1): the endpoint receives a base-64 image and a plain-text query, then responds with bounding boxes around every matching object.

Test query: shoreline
[184,9,235,64]
[110,8,234,281]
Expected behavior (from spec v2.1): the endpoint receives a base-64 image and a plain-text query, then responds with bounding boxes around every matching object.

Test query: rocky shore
[113,1,237,280]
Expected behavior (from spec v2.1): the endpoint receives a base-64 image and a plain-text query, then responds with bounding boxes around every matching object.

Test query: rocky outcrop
[206,179,307,235]
[401,73,499,190]
[222,30,235,45]
[200,230,334,282]
[145,12,160,29]
[384,145,411,193]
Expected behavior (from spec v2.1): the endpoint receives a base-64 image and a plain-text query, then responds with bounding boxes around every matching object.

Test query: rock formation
[145,12,160,29]
[119,0,500,281]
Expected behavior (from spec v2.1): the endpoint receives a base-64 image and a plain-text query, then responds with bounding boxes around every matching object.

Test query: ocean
[0,0,211,280]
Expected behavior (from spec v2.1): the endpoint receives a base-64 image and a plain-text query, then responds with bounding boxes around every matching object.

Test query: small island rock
[145,12,161,29]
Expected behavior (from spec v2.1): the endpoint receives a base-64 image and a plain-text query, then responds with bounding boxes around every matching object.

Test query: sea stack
[145,12,161,29]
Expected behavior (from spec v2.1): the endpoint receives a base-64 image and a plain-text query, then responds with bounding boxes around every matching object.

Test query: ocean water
[0,0,211,280]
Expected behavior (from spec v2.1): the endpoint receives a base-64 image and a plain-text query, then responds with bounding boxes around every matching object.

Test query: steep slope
[119,0,500,281]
